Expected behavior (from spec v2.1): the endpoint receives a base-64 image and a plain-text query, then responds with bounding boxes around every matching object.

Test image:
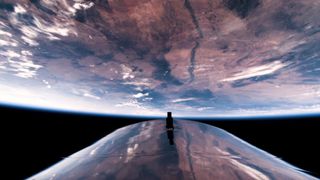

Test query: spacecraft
[28,113,317,180]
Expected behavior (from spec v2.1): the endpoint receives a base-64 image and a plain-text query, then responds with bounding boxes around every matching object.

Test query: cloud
[172,98,196,103]
[14,4,27,14]
[0,50,21,58]
[83,93,101,100]
[0,39,17,47]
[0,29,12,37]
[21,36,39,46]
[121,64,135,80]
[33,17,72,38]
[221,61,288,82]
[73,1,95,10]
[133,92,149,99]
[115,99,144,109]
[0,50,42,78]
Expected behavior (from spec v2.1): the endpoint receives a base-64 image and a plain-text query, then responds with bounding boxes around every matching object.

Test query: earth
[0,0,320,117]
[28,120,317,179]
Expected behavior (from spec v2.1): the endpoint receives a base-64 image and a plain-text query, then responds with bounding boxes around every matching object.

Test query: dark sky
[1,105,319,179]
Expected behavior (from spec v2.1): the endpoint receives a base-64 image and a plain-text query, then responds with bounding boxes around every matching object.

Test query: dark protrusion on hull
[166,112,174,129]
[166,112,174,145]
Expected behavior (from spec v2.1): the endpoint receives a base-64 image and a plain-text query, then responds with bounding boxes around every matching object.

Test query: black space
[1,105,319,179]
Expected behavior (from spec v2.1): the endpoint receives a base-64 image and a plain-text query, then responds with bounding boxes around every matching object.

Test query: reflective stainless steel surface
[29,120,317,180]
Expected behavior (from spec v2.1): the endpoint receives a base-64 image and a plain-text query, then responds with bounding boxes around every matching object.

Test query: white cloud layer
[221,61,288,82]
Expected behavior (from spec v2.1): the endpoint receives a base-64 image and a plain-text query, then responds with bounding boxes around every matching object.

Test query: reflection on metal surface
[167,129,174,145]
[29,120,317,180]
